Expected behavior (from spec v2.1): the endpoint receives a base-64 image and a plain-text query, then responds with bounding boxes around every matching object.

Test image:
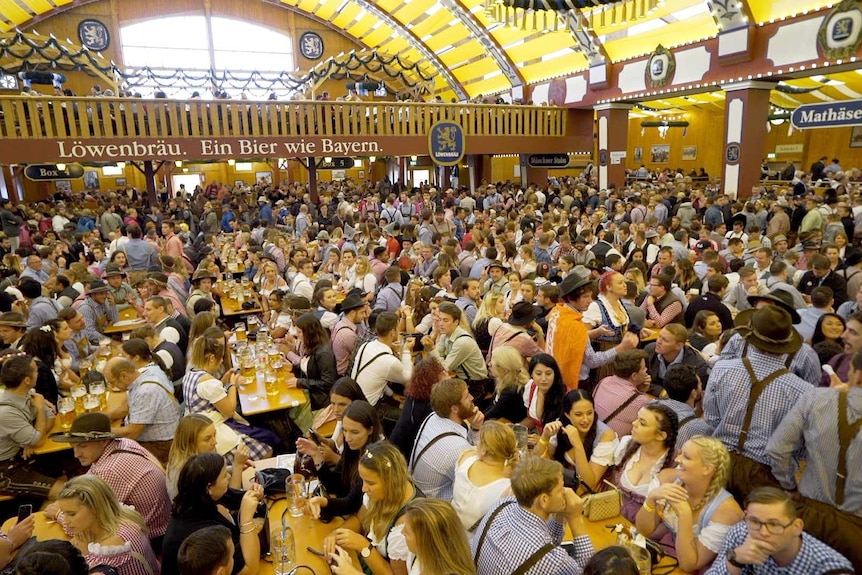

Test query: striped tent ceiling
[0,0,841,99]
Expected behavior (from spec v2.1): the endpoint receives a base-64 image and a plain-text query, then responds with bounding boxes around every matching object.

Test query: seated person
[104,355,182,465]
[483,346,530,424]
[636,436,743,571]
[57,475,160,575]
[307,401,381,520]
[0,353,64,500]
[76,280,119,345]
[47,413,172,553]
[535,389,618,492]
[707,487,853,574]
[177,525,234,575]
[593,350,653,438]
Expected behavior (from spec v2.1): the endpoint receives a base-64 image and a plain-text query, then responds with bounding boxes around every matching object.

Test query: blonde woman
[351,256,378,296]
[323,441,418,575]
[484,346,530,423]
[58,475,160,575]
[635,435,743,571]
[257,260,288,303]
[472,291,505,357]
[398,499,476,575]
[451,421,518,532]
[181,331,273,460]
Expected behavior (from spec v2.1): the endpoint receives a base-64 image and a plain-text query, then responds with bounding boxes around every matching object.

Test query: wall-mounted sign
[775,144,805,154]
[610,151,626,164]
[317,157,355,169]
[78,19,110,51]
[791,99,862,129]
[645,45,676,89]
[428,121,465,166]
[24,164,84,181]
[527,154,570,168]
[818,0,862,60]
[299,32,325,60]
[725,142,741,165]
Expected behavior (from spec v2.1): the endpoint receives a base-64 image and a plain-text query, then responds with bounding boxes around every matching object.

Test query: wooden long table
[34,391,127,455]
[238,375,308,416]
[104,307,147,335]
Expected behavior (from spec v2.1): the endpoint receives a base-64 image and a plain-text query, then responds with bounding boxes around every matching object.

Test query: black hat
[508,302,541,326]
[487,260,509,273]
[51,413,117,443]
[87,280,110,294]
[559,272,593,298]
[340,293,366,312]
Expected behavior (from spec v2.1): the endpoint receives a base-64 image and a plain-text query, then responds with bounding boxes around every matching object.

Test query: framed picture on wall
[55,180,71,192]
[633,147,643,163]
[359,170,366,179]
[115,178,127,186]
[851,126,862,148]
[234,180,245,187]
[255,171,272,185]
[83,171,100,190]
[650,144,670,164]
[682,146,697,160]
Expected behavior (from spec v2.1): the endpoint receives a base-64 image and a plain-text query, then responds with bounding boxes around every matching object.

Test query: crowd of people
[0,162,860,575]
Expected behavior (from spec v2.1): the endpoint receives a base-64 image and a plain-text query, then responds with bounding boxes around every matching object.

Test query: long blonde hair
[474,291,503,326]
[59,475,146,539]
[167,414,215,481]
[490,346,529,395]
[188,327,227,371]
[687,435,731,506]
[359,441,412,536]
[402,499,476,575]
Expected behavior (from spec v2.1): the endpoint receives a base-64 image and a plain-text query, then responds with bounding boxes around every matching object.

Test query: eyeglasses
[744,516,794,535]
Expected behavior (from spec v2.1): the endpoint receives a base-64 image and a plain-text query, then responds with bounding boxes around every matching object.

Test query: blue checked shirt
[471,497,594,575]
[766,387,862,516]
[705,348,813,465]
[705,521,852,574]
[720,333,821,385]
[656,398,714,452]
[409,413,476,501]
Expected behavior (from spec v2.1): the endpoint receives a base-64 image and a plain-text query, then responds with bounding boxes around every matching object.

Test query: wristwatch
[726,548,745,569]
[360,543,373,558]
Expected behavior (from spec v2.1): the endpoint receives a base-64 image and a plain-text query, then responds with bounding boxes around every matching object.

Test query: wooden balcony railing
[0,97,567,140]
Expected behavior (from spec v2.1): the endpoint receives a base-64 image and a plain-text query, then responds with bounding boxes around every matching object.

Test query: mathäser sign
[791,99,862,129]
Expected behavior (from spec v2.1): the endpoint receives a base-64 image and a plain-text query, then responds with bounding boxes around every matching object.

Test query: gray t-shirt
[127,366,182,442]
[0,391,41,461]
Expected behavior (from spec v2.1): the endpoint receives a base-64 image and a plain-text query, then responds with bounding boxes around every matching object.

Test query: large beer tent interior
[0,0,859,200]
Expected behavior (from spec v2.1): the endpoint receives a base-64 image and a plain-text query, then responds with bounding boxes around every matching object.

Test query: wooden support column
[722,81,774,200]
[594,104,630,191]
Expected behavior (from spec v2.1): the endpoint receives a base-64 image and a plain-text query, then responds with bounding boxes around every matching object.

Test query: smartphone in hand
[17,504,32,523]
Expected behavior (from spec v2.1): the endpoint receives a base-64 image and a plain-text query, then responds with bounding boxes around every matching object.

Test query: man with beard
[408,378,484,501]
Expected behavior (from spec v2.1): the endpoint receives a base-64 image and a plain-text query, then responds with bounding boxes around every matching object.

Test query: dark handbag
[255,468,291,495]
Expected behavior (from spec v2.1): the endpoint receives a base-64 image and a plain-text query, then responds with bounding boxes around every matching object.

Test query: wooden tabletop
[219,282,264,317]
[574,515,688,573]
[35,391,127,455]
[238,376,308,416]
[104,307,147,334]
[2,512,68,542]
[261,500,349,575]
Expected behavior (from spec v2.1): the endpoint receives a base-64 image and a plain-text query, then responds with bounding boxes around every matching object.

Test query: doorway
[171,174,204,197]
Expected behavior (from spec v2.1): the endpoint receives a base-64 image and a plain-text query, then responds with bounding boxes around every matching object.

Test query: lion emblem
[436,126,458,151]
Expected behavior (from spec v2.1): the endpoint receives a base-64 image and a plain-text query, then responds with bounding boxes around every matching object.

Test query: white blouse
[613,436,669,497]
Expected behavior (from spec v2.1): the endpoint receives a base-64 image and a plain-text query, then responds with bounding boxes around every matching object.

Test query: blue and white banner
[791,99,862,129]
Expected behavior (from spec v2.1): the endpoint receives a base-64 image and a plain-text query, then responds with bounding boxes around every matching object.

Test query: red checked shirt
[89,438,171,538]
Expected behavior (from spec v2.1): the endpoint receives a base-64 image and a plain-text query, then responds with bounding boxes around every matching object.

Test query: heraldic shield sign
[645,45,675,90]
[428,121,465,166]
[818,0,862,60]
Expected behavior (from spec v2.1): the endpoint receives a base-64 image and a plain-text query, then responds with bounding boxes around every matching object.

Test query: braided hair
[687,435,731,508]
[618,402,679,471]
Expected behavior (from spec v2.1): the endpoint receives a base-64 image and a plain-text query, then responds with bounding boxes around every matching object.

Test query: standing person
[58,475,160,575]
[766,350,862,570]
[0,201,22,252]
[287,313,338,411]
[705,306,813,502]
[486,302,545,367]
[546,273,638,389]
[470,456,595,575]
[582,271,632,382]
[641,274,684,328]
[410,378,483,501]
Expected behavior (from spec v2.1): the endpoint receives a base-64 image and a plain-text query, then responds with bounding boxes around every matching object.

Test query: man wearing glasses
[708,487,852,574]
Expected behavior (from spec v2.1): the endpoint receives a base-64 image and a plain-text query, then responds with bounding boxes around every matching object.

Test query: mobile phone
[307,429,322,445]
[17,504,32,523]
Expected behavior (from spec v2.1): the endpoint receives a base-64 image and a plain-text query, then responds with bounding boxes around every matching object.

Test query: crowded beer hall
[0,0,858,573]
